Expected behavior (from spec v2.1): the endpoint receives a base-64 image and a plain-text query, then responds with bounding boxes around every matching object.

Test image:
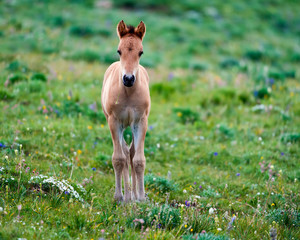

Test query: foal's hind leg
[131,118,147,201]
[122,139,131,202]
[129,141,138,200]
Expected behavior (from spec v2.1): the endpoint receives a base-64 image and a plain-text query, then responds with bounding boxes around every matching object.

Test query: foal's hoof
[114,194,124,202]
[124,194,131,203]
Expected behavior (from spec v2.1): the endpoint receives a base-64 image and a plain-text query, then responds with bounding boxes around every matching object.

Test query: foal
[101,20,150,202]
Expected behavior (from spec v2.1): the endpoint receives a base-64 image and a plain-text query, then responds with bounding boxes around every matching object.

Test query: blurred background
[0,0,299,239]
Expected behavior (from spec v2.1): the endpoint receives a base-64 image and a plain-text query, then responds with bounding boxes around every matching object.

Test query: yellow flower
[185,224,187,228]
[177,112,182,117]
[101,124,104,128]
[77,149,82,155]
[271,203,275,206]
[88,126,93,130]
[45,115,48,120]
[260,156,264,160]
[42,105,46,110]
[191,229,193,232]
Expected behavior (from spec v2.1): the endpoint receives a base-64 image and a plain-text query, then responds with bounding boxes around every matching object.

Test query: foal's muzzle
[123,74,135,87]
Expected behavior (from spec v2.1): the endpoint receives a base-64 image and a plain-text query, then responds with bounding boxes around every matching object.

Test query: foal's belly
[116,106,144,127]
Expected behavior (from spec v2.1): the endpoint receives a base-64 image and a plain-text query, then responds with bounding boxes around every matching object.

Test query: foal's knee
[112,154,126,172]
[133,157,145,174]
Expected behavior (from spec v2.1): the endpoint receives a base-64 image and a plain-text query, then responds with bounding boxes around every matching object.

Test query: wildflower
[183,189,187,193]
[184,224,187,228]
[201,230,206,234]
[190,229,193,232]
[77,150,82,155]
[227,215,236,232]
[199,185,202,189]
[65,191,69,195]
[92,167,96,171]
[149,125,154,130]
[185,200,191,207]
[17,205,22,211]
[270,227,277,240]
[101,229,105,233]
[214,152,218,156]
[217,228,222,231]
[194,182,197,185]
[271,203,275,207]
[280,152,284,156]
[177,112,182,117]
[0,207,3,212]
[236,173,240,176]
[101,124,104,128]
[0,143,6,148]
[157,223,161,228]
[5,156,8,160]
[168,72,174,81]
[209,207,214,215]
[88,126,93,130]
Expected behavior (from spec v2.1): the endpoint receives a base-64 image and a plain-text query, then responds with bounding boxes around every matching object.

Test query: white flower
[5,156,8,160]
[217,228,222,231]
[209,207,214,215]
[0,207,3,212]
[183,189,187,193]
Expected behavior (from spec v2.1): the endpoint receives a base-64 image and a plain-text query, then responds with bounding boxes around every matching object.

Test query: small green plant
[145,174,177,193]
[31,73,47,82]
[172,107,199,124]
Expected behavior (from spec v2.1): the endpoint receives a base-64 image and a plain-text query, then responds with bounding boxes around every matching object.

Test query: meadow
[0,0,299,239]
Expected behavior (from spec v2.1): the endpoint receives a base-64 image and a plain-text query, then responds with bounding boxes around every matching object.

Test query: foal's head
[117,20,146,87]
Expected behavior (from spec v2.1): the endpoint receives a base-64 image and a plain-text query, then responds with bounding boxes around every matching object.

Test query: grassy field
[0,0,299,239]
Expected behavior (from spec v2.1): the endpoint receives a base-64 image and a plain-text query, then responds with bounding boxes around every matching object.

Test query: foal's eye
[139,51,143,57]
[117,50,121,56]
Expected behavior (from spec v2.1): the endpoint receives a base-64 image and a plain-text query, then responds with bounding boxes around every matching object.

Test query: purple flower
[236,173,240,176]
[0,143,6,148]
[65,191,69,195]
[214,152,218,156]
[194,182,197,185]
[149,125,154,131]
[199,185,202,189]
[157,223,162,228]
[281,152,284,156]
[185,200,191,207]
[253,90,258,98]
[168,72,174,81]
[268,78,275,85]
[92,167,96,171]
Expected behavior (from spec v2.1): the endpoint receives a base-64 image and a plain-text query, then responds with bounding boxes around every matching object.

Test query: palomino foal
[101,20,150,202]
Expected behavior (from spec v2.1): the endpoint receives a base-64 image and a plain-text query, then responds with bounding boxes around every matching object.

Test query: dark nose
[123,74,135,87]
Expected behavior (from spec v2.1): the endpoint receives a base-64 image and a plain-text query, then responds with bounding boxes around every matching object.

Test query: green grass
[0,0,299,239]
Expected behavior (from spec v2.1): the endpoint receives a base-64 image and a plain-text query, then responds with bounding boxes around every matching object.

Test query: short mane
[127,25,135,34]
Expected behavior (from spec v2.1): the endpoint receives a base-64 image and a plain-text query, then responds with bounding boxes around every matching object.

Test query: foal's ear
[135,21,146,40]
[117,20,128,38]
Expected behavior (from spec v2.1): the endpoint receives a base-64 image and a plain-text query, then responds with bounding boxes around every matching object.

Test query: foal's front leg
[132,118,148,201]
[108,117,125,202]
